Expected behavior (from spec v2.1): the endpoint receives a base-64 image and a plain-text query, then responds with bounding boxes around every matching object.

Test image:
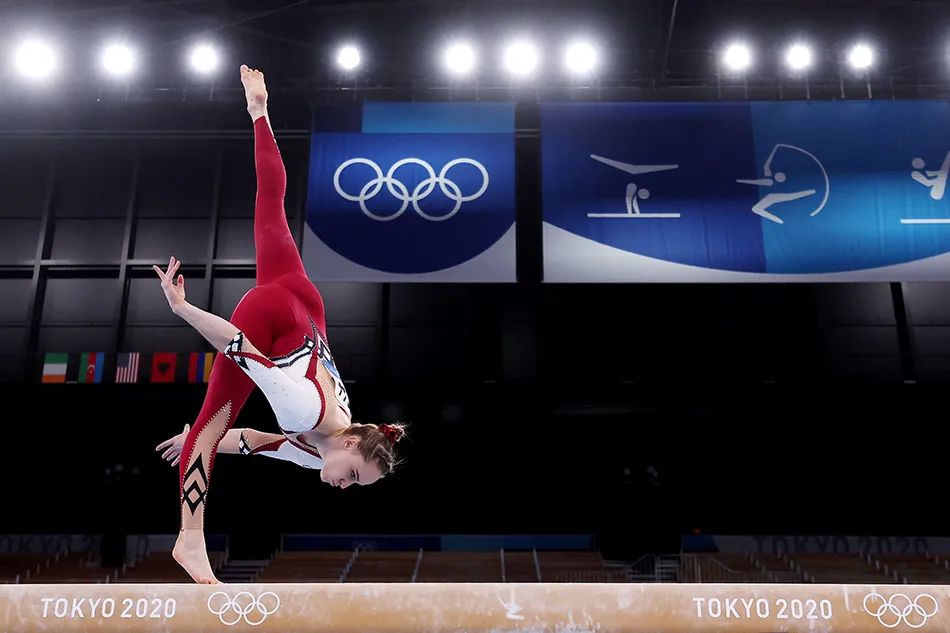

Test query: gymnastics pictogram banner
[542,101,950,282]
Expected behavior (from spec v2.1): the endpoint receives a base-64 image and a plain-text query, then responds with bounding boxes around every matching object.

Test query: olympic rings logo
[863,593,939,629]
[333,157,489,222]
[207,591,280,626]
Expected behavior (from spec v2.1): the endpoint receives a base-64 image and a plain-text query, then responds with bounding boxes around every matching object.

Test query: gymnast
[152,65,405,584]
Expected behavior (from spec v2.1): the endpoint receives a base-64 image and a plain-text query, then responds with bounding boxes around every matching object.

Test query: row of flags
[41,352,216,384]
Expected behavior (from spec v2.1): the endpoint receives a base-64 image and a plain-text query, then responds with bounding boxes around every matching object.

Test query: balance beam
[0,583,945,631]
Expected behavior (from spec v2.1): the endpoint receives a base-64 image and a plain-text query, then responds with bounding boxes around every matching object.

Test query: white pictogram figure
[587,154,681,219]
[736,143,830,225]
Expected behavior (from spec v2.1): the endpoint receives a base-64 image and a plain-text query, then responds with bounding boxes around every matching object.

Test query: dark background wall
[2,102,948,554]
[2,0,950,554]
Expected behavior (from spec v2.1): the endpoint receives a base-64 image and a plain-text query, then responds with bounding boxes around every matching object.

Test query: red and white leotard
[223,317,352,469]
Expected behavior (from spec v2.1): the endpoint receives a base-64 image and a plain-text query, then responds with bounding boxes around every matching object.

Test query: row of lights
[10,37,600,81]
[14,39,221,80]
[721,41,875,73]
[11,36,879,82]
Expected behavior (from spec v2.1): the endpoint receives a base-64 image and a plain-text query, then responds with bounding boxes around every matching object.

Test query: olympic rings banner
[4,583,950,632]
[542,101,950,282]
[303,103,516,281]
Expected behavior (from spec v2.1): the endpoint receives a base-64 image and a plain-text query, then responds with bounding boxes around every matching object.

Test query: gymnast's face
[320,436,383,489]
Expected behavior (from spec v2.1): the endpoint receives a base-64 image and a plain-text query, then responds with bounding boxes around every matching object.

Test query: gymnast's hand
[155,423,190,467]
[152,256,187,312]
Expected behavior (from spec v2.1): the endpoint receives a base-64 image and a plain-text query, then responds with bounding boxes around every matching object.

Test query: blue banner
[542,101,950,281]
[303,103,516,281]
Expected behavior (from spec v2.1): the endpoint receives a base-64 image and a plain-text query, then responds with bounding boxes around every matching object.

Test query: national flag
[188,352,214,383]
[150,353,177,383]
[41,353,67,383]
[78,352,104,384]
[115,353,140,384]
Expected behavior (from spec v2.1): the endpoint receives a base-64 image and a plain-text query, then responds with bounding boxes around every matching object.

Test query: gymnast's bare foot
[240,64,268,121]
[173,528,221,584]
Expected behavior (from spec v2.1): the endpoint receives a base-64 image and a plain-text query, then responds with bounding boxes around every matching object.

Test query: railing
[410,548,424,583]
[339,547,361,583]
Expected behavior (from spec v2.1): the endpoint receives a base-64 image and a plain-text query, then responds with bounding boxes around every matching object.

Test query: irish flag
[42,353,68,383]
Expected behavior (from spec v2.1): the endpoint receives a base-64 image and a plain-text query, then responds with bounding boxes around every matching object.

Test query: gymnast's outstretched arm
[153,256,244,353]
[156,424,287,466]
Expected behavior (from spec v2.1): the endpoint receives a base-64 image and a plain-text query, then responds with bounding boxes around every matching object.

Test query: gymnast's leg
[242,64,330,337]
[172,285,290,583]
[242,64,307,286]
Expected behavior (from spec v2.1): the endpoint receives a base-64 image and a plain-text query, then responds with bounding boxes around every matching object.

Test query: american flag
[115,352,140,383]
